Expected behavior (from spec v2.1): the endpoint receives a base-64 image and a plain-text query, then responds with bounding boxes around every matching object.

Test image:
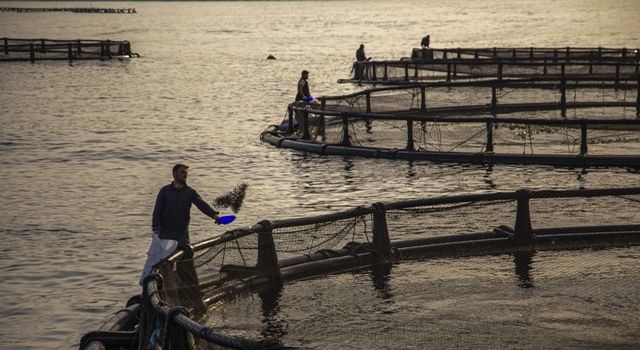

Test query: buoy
[267,54,276,60]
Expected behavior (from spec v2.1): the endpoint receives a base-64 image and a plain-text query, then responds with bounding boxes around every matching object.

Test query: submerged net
[206,247,640,349]
[142,188,640,350]
[347,47,639,83]
[281,80,640,160]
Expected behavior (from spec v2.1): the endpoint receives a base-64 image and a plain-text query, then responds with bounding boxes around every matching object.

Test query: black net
[0,38,135,61]
[143,188,640,350]
[289,80,640,158]
[204,246,640,349]
[351,46,639,83]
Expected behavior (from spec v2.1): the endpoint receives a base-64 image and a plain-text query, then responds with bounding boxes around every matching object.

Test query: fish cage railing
[264,77,640,166]
[132,187,640,350]
[0,7,137,13]
[272,104,640,166]
[0,37,139,62]
[300,78,640,125]
[345,57,640,83]
[410,47,640,61]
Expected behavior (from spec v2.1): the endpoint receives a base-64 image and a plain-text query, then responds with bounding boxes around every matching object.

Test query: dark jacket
[356,47,367,62]
[152,183,218,242]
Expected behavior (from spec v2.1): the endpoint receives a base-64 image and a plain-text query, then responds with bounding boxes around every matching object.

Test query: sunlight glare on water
[0,1,639,349]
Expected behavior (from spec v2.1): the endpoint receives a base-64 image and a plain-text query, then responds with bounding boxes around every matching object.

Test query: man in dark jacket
[152,163,220,247]
[421,35,430,48]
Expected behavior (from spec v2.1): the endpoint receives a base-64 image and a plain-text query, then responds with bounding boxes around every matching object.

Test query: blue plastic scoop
[218,215,236,225]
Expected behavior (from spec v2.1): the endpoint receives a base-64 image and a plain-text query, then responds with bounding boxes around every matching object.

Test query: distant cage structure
[266,47,640,168]
[263,75,640,167]
[80,187,640,349]
[0,7,137,13]
[0,37,139,62]
[343,46,640,84]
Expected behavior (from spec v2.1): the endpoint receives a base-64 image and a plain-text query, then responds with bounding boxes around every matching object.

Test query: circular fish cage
[262,76,640,169]
[81,187,640,350]
[264,46,640,169]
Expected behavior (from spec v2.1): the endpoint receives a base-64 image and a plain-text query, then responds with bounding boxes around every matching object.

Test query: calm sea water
[1,1,639,349]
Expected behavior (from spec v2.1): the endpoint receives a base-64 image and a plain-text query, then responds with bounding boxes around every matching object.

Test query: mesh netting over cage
[0,37,138,61]
[262,77,639,167]
[136,187,640,350]
[343,46,639,83]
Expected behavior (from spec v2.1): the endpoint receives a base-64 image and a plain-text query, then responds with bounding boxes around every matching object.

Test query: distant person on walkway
[421,35,430,48]
[355,44,371,80]
[295,70,311,103]
[152,163,220,248]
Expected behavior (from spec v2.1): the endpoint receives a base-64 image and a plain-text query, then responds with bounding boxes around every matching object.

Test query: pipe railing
[284,77,640,144]
[348,58,640,83]
[293,104,640,154]
[1,37,137,62]
[141,186,640,349]
[423,47,640,60]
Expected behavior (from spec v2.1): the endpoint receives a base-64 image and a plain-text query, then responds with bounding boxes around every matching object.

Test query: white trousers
[139,234,178,286]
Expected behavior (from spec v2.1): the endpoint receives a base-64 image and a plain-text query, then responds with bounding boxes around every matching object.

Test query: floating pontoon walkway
[82,187,640,349]
[263,77,640,168]
[1,37,139,62]
[342,46,640,84]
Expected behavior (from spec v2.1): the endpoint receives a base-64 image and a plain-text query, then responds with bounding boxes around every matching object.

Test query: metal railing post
[491,83,498,115]
[560,78,567,118]
[319,99,326,141]
[256,220,283,283]
[371,61,377,80]
[287,104,294,135]
[514,190,534,245]
[371,203,392,263]
[404,62,409,82]
[636,78,640,119]
[420,86,426,111]
[301,109,311,140]
[341,116,351,146]
[406,119,414,151]
[486,120,494,153]
[580,122,588,155]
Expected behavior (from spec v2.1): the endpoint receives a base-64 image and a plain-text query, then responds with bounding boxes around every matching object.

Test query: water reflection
[513,250,536,288]
[483,165,496,189]
[258,284,287,341]
[406,161,416,178]
[342,157,355,172]
[369,262,394,300]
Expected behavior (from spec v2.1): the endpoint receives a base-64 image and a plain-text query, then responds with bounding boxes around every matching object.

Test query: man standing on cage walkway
[142,163,219,316]
[355,44,370,80]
